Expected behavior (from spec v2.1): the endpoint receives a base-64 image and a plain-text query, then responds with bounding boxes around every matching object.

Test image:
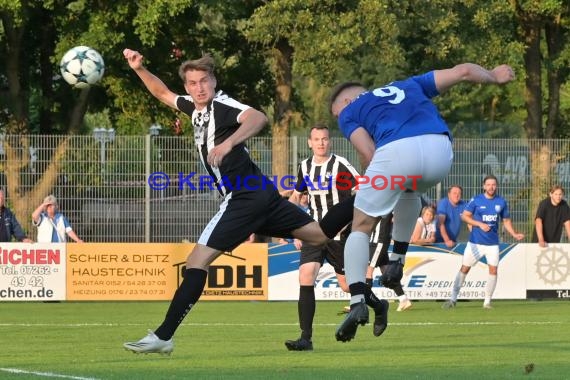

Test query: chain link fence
[2,135,569,243]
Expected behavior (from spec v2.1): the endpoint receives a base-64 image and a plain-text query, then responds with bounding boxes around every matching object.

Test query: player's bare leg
[124,244,221,354]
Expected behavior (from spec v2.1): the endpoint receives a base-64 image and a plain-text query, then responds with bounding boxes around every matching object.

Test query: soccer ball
[60,46,105,89]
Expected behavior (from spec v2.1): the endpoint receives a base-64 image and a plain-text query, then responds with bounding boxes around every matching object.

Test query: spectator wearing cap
[31,195,83,243]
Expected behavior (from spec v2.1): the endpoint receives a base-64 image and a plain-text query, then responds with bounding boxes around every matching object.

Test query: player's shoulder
[176,95,196,111]
[467,194,487,209]
[495,195,508,204]
[331,153,353,165]
[471,193,485,202]
[213,90,250,111]
[332,154,359,175]
[213,90,230,102]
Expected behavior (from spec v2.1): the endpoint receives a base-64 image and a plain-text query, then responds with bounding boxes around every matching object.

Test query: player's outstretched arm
[123,48,177,109]
[434,63,515,94]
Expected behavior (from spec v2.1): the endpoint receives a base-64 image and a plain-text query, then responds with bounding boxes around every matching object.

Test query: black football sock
[319,194,355,238]
[393,284,405,297]
[364,285,381,307]
[154,268,207,341]
[393,240,409,255]
[299,285,315,341]
[366,278,373,287]
[390,240,409,262]
[378,213,394,244]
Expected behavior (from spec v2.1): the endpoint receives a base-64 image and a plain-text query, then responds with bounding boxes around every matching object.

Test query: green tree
[244,0,405,181]
[452,0,570,229]
[1,0,272,230]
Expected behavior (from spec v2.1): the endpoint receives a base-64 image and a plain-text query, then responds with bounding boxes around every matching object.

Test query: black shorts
[300,240,345,275]
[198,183,313,251]
[369,212,392,267]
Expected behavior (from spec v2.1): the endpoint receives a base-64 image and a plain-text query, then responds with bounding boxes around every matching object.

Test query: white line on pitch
[0,368,99,380]
[0,321,563,327]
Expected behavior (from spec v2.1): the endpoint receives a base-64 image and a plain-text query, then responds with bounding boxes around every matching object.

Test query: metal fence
[2,135,570,243]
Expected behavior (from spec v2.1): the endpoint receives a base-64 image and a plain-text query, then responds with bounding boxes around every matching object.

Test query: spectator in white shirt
[32,195,83,243]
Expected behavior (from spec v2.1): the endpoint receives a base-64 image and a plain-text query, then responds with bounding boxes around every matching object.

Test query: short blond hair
[43,194,58,207]
[178,54,215,82]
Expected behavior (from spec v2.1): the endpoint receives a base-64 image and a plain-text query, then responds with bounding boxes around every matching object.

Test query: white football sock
[344,231,370,304]
[485,274,497,303]
[451,271,466,302]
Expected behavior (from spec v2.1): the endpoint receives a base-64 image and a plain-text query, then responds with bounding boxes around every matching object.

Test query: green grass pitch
[0,300,568,379]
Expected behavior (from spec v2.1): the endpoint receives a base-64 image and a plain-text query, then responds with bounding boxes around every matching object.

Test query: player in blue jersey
[329,63,516,342]
[443,175,524,309]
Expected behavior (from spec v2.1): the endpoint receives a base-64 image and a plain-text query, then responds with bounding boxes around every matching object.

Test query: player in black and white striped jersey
[285,124,388,351]
[296,134,357,223]
[367,213,412,311]
[122,50,357,355]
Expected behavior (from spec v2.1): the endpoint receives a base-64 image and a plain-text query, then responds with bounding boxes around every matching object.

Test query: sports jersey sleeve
[411,71,439,99]
[336,159,359,190]
[175,96,195,115]
[500,199,511,219]
[436,199,448,217]
[294,163,307,193]
[464,197,477,214]
[215,92,251,123]
[337,112,362,141]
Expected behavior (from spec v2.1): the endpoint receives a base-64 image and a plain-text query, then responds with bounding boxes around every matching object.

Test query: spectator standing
[533,185,570,247]
[31,195,83,243]
[0,189,33,243]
